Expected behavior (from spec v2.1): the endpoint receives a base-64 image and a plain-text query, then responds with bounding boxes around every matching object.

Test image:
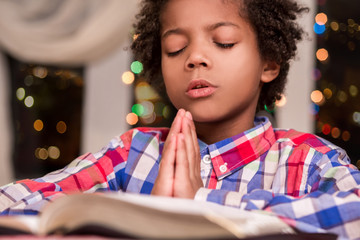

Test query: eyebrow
[161,21,240,39]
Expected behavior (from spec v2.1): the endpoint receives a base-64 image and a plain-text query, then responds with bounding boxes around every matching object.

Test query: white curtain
[0,0,140,184]
[0,0,139,65]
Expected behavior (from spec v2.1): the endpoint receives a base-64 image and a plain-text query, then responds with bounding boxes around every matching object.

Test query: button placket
[219,163,228,173]
[202,154,211,164]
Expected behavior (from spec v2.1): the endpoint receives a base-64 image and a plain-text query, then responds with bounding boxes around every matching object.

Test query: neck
[194,113,255,145]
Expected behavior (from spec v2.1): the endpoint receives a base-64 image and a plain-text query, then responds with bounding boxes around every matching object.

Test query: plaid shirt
[1,117,360,239]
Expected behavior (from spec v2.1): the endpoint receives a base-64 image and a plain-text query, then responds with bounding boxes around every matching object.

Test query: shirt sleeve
[194,149,360,239]
[0,131,132,215]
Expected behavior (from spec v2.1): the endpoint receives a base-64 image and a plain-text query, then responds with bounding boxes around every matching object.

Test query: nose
[185,45,211,70]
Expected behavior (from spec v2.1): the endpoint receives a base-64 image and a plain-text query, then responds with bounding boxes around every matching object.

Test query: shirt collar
[198,116,276,180]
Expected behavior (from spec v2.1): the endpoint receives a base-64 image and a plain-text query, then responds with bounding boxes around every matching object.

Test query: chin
[192,112,222,123]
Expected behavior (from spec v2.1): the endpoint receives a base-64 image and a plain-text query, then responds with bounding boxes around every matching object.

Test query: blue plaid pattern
[0,117,359,239]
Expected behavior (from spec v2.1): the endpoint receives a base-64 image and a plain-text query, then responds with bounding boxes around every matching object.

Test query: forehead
[160,0,242,29]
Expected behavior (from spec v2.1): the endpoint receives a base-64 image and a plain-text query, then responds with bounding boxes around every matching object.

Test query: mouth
[186,79,217,99]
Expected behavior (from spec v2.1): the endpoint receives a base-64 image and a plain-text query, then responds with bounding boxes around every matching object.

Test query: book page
[0,215,39,235]
[38,192,294,239]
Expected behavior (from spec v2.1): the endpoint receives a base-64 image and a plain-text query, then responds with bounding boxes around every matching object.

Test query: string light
[314,6,360,160]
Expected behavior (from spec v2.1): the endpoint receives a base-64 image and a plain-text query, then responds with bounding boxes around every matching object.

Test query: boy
[1,0,360,239]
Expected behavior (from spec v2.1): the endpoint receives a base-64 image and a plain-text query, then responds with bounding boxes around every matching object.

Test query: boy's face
[160,0,278,125]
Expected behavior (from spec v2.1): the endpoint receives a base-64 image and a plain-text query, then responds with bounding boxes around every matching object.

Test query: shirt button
[202,154,211,164]
[219,164,227,173]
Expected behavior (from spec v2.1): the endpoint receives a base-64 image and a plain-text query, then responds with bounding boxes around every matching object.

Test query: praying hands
[151,109,204,198]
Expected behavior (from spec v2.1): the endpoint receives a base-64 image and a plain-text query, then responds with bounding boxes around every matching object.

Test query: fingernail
[185,111,192,120]
[178,109,185,116]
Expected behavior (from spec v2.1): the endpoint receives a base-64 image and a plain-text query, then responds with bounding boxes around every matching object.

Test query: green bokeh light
[132,103,145,116]
[131,61,143,74]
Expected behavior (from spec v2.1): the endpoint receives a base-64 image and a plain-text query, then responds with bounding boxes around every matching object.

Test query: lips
[186,79,217,99]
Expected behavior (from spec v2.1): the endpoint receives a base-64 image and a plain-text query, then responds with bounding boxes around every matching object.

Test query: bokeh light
[135,81,159,101]
[311,103,320,115]
[315,13,328,25]
[24,96,34,108]
[323,88,333,99]
[331,127,341,139]
[132,103,145,116]
[56,121,67,134]
[314,23,326,35]
[33,119,44,132]
[313,68,322,81]
[311,90,325,105]
[330,21,339,31]
[24,75,34,86]
[349,85,358,97]
[337,91,348,103]
[122,71,135,85]
[275,94,287,107]
[130,61,143,74]
[154,102,166,116]
[35,148,49,160]
[33,66,48,79]
[342,131,351,142]
[140,112,156,125]
[48,146,60,160]
[163,105,171,119]
[316,48,329,61]
[353,112,360,125]
[16,88,25,101]
[322,124,331,135]
[126,113,139,125]
[141,101,155,117]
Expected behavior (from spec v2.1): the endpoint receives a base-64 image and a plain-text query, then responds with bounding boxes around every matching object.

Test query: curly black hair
[131,0,309,110]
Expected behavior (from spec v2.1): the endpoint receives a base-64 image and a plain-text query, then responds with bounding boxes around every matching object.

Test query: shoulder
[92,127,170,162]
[274,128,341,154]
[117,127,170,151]
[271,128,356,174]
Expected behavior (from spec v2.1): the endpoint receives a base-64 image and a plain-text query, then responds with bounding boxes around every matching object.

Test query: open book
[0,192,335,239]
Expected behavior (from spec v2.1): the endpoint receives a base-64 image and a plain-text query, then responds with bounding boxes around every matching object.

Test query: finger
[185,111,200,155]
[163,109,185,149]
[152,134,176,196]
[182,113,196,178]
[169,108,185,135]
[174,133,190,182]
[159,133,176,176]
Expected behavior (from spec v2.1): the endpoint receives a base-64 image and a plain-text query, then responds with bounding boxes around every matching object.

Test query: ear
[260,61,280,83]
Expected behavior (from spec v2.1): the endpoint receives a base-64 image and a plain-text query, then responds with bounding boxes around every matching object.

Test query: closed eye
[215,42,235,49]
[167,47,186,57]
